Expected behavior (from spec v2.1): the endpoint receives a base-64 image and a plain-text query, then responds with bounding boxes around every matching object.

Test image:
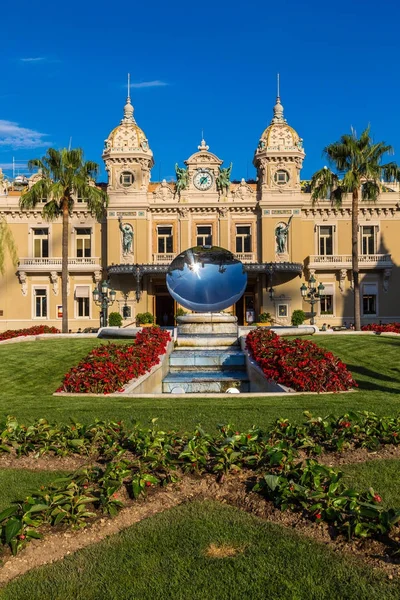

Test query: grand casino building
[0,92,399,330]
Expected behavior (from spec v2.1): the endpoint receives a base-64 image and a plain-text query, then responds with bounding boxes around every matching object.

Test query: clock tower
[183,138,223,198]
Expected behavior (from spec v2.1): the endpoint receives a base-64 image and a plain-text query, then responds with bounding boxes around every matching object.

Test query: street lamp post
[300,275,324,325]
[92,280,116,327]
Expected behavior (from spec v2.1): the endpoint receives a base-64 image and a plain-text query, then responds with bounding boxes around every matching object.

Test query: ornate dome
[103,94,152,156]
[256,97,303,151]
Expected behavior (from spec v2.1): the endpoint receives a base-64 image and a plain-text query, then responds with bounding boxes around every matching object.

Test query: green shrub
[291,310,306,326]
[257,312,272,323]
[136,312,154,325]
[108,312,123,327]
[175,307,187,320]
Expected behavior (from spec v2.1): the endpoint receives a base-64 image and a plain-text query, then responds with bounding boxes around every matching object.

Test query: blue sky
[1,0,400,182]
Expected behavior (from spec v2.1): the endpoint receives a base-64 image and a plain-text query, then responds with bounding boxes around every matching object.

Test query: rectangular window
[75,286,90,318]
[361,226,376,255]
[318,226,333,256]
[34,288,47,318]
[235,225,251,253]
[157,226,173,254]
[319,283,334,315]
[77,297,90,317]
[196,225,212,247]
[76,228,92,258]
[33,228,49,258]
[362,283,377,315]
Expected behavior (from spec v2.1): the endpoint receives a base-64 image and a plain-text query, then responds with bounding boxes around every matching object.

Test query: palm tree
[20,148,108,333]
[310,126,400,330]
[0,217,18,274]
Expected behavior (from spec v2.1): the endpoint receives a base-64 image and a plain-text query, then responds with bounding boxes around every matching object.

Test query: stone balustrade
[18,257,101,272]
[307,254,392,270]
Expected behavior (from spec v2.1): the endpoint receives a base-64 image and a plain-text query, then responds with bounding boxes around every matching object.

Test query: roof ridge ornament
[121,73,136,124]
[198,137,209,151]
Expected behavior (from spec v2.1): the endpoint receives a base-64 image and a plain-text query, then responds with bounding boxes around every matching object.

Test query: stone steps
[162,370,249,393]
[169,349,245,371]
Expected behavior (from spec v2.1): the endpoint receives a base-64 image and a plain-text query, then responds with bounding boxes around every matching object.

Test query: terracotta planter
[255,322,271,327]
[137,322,154,328]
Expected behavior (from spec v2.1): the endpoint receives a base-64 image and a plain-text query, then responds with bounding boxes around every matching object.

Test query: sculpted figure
[216,163,232,195]
[175,164,189,195]
[119,217,134,254]
[275,215,293,254]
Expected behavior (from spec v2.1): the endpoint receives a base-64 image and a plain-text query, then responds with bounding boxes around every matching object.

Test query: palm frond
[361,180,380,202]
[85,187,108,219]
[19,178,51,210]
[310,167,341,204]
[0,218,18,274]
[42,200,62,221]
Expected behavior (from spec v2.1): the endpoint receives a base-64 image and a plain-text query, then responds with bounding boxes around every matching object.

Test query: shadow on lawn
[348,364,400,394]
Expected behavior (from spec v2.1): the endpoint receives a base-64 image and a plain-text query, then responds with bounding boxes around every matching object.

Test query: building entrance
[155,293,174,326]
[235,292,255,325]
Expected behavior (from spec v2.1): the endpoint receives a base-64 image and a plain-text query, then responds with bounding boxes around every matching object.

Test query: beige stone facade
[0,93,399,331]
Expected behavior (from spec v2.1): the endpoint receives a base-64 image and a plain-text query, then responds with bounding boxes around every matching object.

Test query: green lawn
[1,501,398,600]
[0,469,67,512]
[0,335,399,431]
[342,459,400,509]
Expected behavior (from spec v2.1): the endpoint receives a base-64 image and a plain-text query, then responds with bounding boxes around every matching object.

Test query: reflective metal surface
[166,246,247,312]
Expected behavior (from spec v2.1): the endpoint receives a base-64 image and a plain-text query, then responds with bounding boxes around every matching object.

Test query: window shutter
[75,286,90,298]
[321,283,334,295]
[363,283,377,295]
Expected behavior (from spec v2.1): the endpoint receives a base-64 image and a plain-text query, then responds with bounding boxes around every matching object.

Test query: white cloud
[130,80,168,89]
[20,57,46,63]
[0,120,50,149]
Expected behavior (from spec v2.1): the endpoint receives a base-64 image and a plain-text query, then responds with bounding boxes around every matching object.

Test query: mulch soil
[1,447,400,586]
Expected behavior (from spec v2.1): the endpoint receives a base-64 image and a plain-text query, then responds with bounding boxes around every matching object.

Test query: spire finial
[271,75,286,125]
[121,72,135,123]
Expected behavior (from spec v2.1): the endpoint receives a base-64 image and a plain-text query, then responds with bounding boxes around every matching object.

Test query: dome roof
[103,95,152,155]
[257,97,303,151]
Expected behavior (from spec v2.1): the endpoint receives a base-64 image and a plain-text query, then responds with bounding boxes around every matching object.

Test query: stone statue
[275,215,293,254]
[119,217,134,255]
[175,164,189,195]
[216,163,232,195]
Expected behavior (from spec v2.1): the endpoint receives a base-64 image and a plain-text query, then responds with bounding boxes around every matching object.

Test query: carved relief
[233,179,254,201]
[153,180,174,202]
[383,268,392,293]
[50,271,59,295]
[339,269,348,293]
[17,271,28,296]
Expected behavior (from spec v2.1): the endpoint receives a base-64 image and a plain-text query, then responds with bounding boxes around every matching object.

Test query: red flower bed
[361,323,400,334]
[0,325,60,342]
[57,327,171,394]
[246,329,357,392]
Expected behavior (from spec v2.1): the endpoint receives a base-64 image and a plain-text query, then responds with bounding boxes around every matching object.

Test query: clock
[193,170,213,191]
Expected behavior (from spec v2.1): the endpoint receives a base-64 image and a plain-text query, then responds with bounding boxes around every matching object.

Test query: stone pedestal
[176,313,238,347]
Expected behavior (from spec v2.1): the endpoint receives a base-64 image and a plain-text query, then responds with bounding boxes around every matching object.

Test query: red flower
[315,513,322,520]
[145,481,152,487]
[374,494,382,503]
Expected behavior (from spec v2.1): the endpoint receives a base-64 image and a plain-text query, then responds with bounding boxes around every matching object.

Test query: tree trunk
[61,197,69,333]
[352,188,361,331]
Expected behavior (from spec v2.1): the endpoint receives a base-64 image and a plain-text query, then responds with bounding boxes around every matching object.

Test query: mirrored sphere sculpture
[166,246,247,312]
